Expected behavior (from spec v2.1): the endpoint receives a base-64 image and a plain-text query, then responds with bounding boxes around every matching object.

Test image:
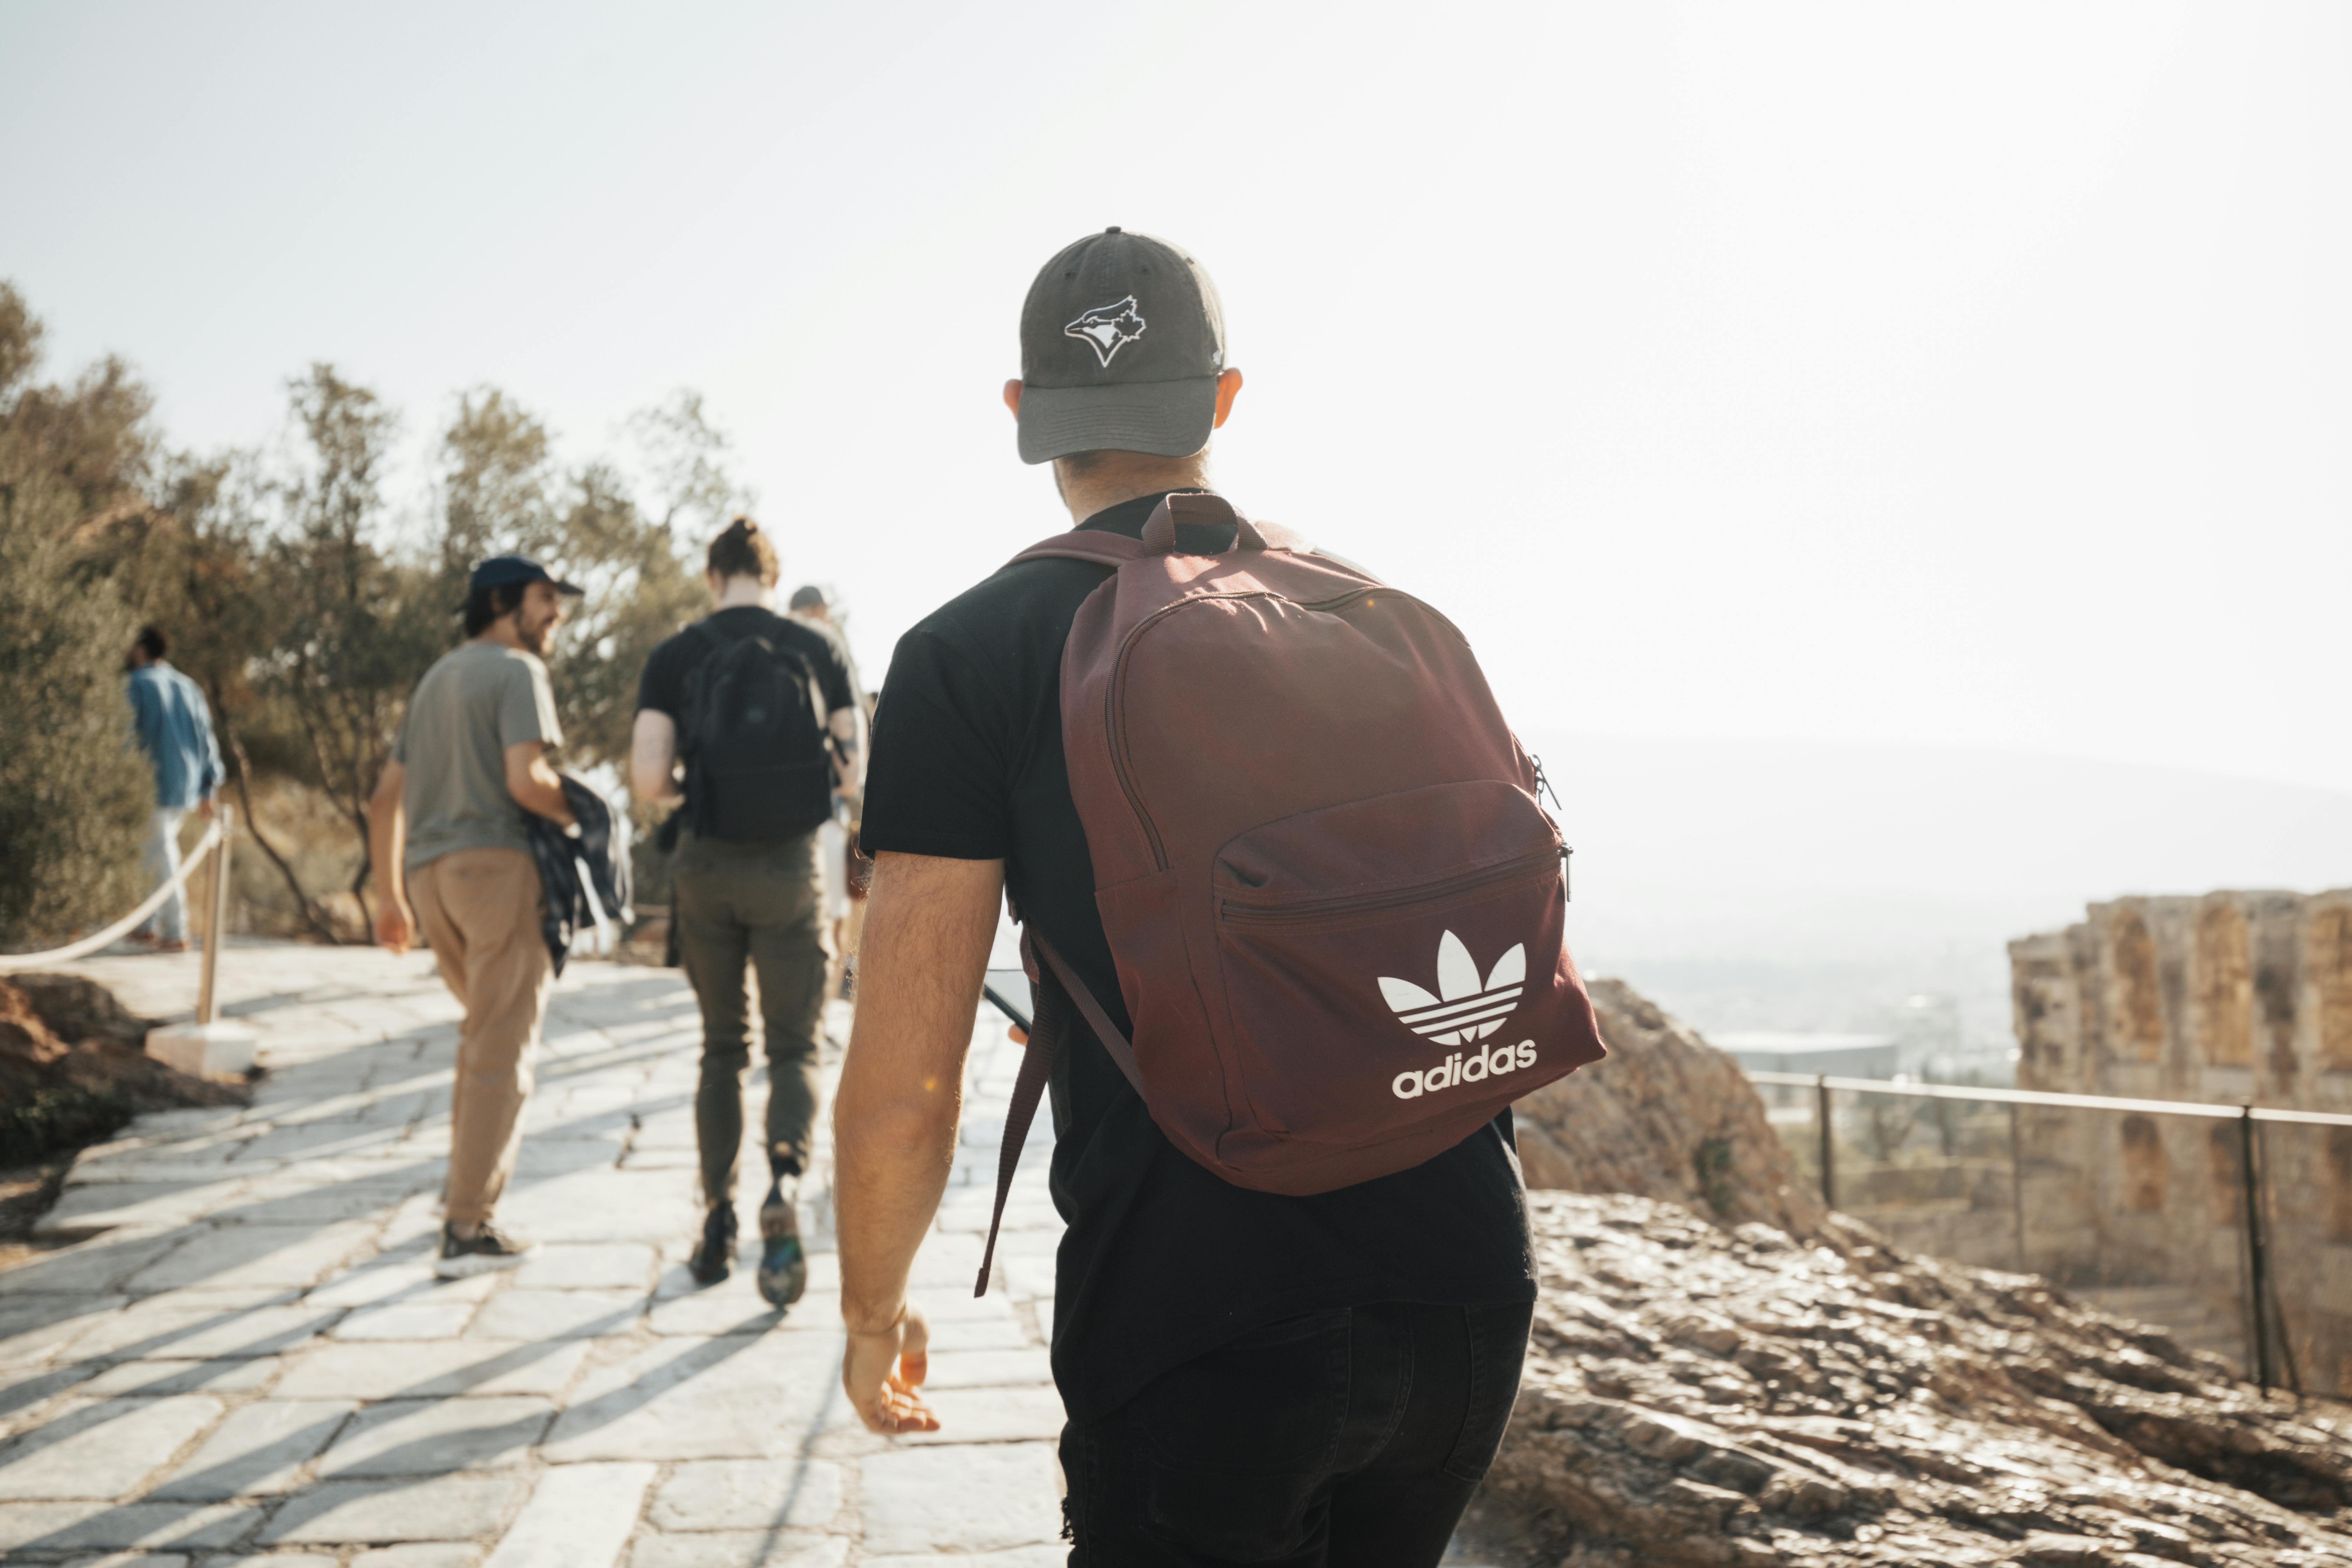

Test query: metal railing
[1745,1068,2352,1396]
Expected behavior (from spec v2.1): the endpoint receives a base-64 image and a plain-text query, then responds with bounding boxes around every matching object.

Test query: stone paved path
[0,940,1069,1566]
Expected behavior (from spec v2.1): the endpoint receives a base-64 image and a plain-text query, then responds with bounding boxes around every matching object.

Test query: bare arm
[504,741,575,827]
[368,760,411,952]
[630,710,681,804]
[834,849,1004,1433]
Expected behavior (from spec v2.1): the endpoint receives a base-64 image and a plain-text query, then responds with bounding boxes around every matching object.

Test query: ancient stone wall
[2010,892,2352,1397]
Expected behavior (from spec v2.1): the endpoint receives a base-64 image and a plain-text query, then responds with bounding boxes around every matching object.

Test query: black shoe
[689,1205,737,1286]
[435,1222,534,1278]
[757,1182,806,1308]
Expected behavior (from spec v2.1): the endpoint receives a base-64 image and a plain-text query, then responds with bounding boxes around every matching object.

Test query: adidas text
[1392,1040,1536,1099]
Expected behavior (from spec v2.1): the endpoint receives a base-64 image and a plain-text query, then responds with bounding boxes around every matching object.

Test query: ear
[1211,367,1243,429]
[1002,379,1022,418]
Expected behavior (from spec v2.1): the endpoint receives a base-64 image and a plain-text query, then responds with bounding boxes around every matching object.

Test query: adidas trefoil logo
[1064,296,1146,366]
[1379,932,1538,1102]
[1378,931,1525,1045]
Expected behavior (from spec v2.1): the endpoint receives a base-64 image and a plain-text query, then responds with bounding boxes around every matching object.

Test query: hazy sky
[6,2,2348,789]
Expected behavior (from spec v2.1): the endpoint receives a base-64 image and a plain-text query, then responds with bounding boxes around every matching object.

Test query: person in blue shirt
[124,625,223,953]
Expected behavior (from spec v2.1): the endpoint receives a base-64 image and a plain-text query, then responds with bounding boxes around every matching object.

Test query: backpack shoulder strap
[1004,531,1149,571]
[972,929,1146,1298]
[1028,930,1144,1094]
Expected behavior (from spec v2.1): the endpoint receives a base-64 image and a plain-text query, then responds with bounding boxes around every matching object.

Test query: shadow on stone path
[0,941,1066,1566]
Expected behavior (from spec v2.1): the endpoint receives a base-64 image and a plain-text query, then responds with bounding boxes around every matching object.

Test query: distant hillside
[1522,734,2352,1052]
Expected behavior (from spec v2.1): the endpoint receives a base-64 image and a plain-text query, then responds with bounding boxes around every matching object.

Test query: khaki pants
[674,828,827,1205]
[411,847,553,1226]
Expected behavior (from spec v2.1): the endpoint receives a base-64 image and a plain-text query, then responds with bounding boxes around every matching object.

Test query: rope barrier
[0,818,227,974]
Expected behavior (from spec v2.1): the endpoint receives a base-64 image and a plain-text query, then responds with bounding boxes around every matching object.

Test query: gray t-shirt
[393,641,562,872]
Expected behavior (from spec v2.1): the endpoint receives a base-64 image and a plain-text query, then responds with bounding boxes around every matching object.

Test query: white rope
[0,819,227,973]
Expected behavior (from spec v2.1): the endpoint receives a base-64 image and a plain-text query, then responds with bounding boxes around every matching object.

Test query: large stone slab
[626,1532,847,1568]
[226,1178,429,1225]
[466,1288,645,1341]
[0,1295,127,1367]
[34,1181,252,1236]
[119,1222,378,1294]
[0,1231,188,1294]
[272,1339,589,1400]
[308,1262,498,1309]
[898,1385,1067,1446]
[644,1286,791,1338]
[542,1332,842,1462]
[482,1460,653,1568]
[260,1474,526,1544]
[318,1396,555,1476]
[352,1546,486,1568]
[491,1170,696,1244]
[857,1443,1062,1555]
[512,1243,657,1291]
[861,1550,1065,1568]
[0,1395,225,1500]
[917,1315,1034,1352]
[0,1498,259,1551]
[0,1362,97,1434]
[330,1299,481,1340]
[78,1358,279,1397]
[227,1120,407,1165]
[151,1399,355,1498]
[61,1303,339,1362]
[914,1349,1054,1389]
[647,1457,845,1531]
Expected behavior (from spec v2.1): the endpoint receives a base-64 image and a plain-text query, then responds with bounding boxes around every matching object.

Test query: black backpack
[680,615,834,843]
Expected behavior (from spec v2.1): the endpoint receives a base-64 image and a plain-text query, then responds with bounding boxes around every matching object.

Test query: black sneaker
[756,1182,807,1308]
[435,1222,534,1278]
[688,1205,737,1287]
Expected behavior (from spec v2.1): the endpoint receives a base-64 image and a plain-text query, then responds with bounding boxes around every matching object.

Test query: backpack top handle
[1139,492,1304,556]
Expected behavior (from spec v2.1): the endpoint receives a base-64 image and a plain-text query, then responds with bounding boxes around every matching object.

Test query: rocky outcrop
[0,976,244,1164]
[5,971,156,1050]
[1475,1192,2352,1566]
[1478,977,2352,1567]
[1516,978,1825,1239]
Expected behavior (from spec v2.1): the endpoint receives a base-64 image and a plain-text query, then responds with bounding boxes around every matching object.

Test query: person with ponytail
[630,516,865,1304]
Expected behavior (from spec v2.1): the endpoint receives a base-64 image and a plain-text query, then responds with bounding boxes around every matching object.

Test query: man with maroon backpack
[836,229,1605,1565]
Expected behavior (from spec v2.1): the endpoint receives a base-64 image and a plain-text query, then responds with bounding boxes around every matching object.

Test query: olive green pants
[674,827,828,1207]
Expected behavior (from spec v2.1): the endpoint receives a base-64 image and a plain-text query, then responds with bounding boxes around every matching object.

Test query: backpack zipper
[1217,847,1564,925]
[1104,585,1470,874]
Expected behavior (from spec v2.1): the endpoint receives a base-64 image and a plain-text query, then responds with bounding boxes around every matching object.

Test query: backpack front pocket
[1210,778,1571,1152]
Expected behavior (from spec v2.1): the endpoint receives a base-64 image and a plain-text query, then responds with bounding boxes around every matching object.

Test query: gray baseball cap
[1016,227,1226,465]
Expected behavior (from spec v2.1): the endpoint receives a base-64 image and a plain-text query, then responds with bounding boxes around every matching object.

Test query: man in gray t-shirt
[368,555,582,1278]
[393,641,564,868]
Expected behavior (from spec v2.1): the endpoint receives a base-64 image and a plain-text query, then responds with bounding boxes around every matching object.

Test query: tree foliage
[0,284,155,947]
[0,278,755,941]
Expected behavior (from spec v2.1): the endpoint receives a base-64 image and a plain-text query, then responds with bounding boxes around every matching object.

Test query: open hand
[842,1303,938,1434]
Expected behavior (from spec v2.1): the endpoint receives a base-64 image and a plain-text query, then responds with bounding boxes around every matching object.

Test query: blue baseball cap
[465,555,583,598]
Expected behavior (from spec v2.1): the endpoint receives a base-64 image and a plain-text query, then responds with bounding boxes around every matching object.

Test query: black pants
[1060,1299,1532,1567]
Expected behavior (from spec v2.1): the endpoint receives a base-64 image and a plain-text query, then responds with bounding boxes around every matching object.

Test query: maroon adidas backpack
[976,492,1606,1292]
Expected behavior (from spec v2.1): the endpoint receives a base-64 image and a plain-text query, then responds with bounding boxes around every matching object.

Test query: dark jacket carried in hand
[526,775,633,975]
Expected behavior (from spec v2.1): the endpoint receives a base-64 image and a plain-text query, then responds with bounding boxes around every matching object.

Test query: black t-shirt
[636,607,860,724]
[859,491,1535,1422]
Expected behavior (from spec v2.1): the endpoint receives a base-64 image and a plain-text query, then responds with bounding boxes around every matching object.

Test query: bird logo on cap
[1064,296,1147,367]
